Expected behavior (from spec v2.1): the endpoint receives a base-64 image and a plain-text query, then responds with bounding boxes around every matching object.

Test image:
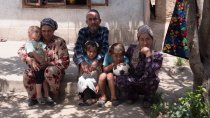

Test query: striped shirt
[73,26,109,64]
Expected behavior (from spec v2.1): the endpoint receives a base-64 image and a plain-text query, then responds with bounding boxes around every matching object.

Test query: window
[91,0,108,6]
[22,0,108,8]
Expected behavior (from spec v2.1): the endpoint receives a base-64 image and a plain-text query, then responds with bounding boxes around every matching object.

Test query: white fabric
[151,0,155,5]
[77,71,98,93]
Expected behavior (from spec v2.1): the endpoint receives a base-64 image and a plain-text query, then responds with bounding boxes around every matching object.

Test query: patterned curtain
[163,0,189,59]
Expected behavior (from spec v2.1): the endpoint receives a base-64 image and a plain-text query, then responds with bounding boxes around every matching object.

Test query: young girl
[77,41,101,106]
[25,26,53,105]
[97,43,129,107]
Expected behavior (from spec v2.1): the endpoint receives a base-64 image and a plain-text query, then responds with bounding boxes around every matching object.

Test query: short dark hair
[84,41,99,53]
[109,43,125,55]
[87,9,100,19]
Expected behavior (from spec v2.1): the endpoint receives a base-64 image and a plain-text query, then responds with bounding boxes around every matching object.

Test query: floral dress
[116,44,163,100]
[18,36,70,100]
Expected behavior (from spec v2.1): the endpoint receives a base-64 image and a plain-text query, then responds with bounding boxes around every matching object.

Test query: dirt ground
[0,53,193,118]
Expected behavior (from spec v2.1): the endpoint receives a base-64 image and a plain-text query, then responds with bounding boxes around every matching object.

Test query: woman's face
[86,47,97,60]
[138,33,153,49]
[41,25,54,41]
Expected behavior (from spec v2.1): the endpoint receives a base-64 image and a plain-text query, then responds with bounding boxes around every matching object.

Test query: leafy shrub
[169,86,210,118]
[151,87,210,118]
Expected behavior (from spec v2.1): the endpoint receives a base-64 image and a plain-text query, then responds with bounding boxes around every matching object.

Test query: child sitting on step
[77,41,101,106]
[97,43,129,107]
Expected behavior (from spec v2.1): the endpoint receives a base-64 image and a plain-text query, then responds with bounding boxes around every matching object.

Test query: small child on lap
[25,26,53,105]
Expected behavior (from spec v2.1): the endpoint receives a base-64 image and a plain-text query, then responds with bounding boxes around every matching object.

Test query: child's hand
[90,60,98,71]
[95,85,99,93]
[81,62,91,73]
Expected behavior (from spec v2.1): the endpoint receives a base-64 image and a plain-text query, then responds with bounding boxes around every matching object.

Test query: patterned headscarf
[40,18,58,30]
[137,25,153,39]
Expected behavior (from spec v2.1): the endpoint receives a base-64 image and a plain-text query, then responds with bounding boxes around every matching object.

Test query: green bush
[169,86,210,118]
[151,87,210,118]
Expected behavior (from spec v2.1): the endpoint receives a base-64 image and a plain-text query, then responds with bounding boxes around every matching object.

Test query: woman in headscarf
[116,25,163,107]
[18,18,70,106]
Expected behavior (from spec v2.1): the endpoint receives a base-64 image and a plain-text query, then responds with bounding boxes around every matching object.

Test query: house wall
[155,0,176,21]
[0,0,149,45]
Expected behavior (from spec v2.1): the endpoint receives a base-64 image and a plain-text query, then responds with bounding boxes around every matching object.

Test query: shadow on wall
[149,0,170,51]
[73,20,139,46]
[155,0,167,22]
[108,27,137,45]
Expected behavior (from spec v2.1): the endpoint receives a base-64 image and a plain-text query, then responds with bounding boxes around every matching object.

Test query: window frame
[46,0,66,6]
[23,0,41,7]
[90,0,108,6]
[22,0,108,8]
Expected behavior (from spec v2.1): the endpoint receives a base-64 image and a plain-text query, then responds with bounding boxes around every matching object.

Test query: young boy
[97,43,129,107]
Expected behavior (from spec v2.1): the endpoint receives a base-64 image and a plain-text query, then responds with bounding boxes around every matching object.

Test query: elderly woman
[18,18,70,106]
[116,25,163,107]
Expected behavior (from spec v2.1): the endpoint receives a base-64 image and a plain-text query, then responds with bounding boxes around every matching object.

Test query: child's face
[112,51,124,64]
[29,28,41,41]
[86,47,97,60]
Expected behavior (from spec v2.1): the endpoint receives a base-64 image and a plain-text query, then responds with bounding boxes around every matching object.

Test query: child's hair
[109,43,125,55]
[28,26,40,33]
[84,41,99,53]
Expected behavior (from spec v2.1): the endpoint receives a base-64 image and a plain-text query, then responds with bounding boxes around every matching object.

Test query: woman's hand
[140,47,152,57]
[40,61,53,69]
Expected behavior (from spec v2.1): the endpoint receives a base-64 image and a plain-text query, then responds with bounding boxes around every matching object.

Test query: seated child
[77,41,101,106]
[97,43,129,107]
[25,26,53,105]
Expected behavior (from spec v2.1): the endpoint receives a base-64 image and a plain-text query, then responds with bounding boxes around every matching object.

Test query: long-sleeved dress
[116,44,163,100]
[17,36,70,100]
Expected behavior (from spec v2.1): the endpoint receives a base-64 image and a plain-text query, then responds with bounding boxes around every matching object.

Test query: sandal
[86,98,97,105]
[126,99,136,105]
[37,98,45,105]
[143,96,152,108]
[0,39,7,42]
[111,99,120,106]
[28,99,38,106]
[97,99,106,107]
[143,101,151,108]
[78,102,90,106]
[44,97,54,106]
